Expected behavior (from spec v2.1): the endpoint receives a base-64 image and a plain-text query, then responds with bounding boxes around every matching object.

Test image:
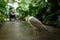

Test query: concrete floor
[0,20,60,40]
[0,20,34,40]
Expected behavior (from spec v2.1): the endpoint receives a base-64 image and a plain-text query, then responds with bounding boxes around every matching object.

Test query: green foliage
[35,0,60,28]
[0,13,6,23]
[18,10,28,20]
[0,0,7,27]
[17,0,40,20]
[0,13,6,27]
[19,12,25,20]
[0,0,7,14]
[17,0,29,11]
[28,3,37,16]
[16,0,30,20]
[17,0,60,28]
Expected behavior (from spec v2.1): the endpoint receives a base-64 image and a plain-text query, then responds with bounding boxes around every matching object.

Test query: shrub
[0,13,6,27]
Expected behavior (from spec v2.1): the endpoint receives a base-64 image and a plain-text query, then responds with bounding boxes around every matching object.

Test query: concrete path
[0,20,34,40]
[0,20,60,40]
